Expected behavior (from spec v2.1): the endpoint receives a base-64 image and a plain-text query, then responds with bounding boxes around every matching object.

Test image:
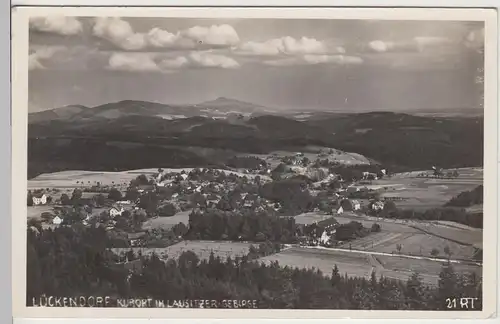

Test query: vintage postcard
[11,6,498,319]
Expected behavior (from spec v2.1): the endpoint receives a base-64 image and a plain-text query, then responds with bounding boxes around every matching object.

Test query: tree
[371,223,381,233]
[406,272,425,309]
[108,188,123,201]
[158,203,176,217]
[437,263,458,308]
[93,194,106,207]
[60,193,70,205]
[430,248,439,257]
[71,189,83,201]
[443,246,452,259]
[396,244,402,254]
[383,200,397,212]
[27,191,33,206]
[125,189,140,202]
[139,192,159,215]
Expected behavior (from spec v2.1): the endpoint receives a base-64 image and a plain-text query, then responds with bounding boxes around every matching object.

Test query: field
[111,240,254,261]
[142,210,191,231]
[28,170,136,190]
[28,168,270,191]
[258,246,481,286]
[375,255,481,286]
[293,212,482,260]
[340,231,477,260]
[294,212,337,225]
[259,247,373,278]
[409,224,482,246]
[27,205,54,219]
[373,168,483,210]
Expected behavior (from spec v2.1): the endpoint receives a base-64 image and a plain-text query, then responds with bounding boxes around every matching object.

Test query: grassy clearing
[142,210,191,231]
[371,168,483,210]
[409,224,482,246]
[27,205,54,219]
[293,212,337,225]
[377,255,481,277]
[112,240,255,261]
[259,247,372,279]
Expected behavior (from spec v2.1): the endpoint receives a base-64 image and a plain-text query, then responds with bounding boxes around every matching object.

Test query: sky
[28,16,485,112]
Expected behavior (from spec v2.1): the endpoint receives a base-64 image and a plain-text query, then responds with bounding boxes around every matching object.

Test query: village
[26,150,484,286]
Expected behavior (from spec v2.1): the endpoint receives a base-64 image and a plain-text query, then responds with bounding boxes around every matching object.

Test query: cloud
[106,51,239,72]
[237,36,340,56]
[158,56,189,69]
[107,53,160,72]
[465,28,485,50]
[369,37,454,53]
[264,54,363,67]
[187,52,240,69]
[368,40,396,53]
[93,17,239,51]
[93,17,147,51]
[181,25,240,47]
[28,46,66,70]
[414,37,453,51]
[30,16,83,36]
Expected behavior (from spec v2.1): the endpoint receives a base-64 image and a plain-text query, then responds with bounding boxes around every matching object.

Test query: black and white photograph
[11,7,498,319]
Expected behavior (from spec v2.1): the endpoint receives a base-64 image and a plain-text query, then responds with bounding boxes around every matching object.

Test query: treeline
[27,225,482,310]
[185,209,297,243]
[369,202,483,229]
[445,185,483,208]
[27,138,218,179]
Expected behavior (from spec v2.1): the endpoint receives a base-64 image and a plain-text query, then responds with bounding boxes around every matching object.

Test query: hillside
[28,105,88,123]
[27,107,483,178]
[306,112,483,169]
[27,98,275,124]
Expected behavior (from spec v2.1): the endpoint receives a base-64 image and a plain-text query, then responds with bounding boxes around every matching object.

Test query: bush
[371,223,381,232]
[158,203,177,217]
[108,188,123,201]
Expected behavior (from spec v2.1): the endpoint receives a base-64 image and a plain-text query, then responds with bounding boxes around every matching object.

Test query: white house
[117,200,132,205]
[52,215,63,225]
[32,194,47,206]
[180,174,189,181]
[109,206,125,218]
[337,206,344,214]
[352,200,361,211]
[371,201,385,211]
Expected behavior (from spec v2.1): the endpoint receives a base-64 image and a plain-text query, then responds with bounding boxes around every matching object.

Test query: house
[180,174,189,181]
[52,215,63,225]
[116,200,132,205]
[336,206,344,214]
[109,206,125,218]
[352,200,361,211]
[371,201,385,211]
[32,193,47,206]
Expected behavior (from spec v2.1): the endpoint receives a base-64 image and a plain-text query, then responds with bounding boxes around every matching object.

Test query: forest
[26,225,482,310]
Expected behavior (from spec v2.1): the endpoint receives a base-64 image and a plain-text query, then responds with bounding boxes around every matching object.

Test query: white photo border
[10,5,499,320]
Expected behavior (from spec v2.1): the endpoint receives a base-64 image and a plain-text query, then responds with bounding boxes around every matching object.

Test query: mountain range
[28,97,280,124]
[28,97,483,124]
